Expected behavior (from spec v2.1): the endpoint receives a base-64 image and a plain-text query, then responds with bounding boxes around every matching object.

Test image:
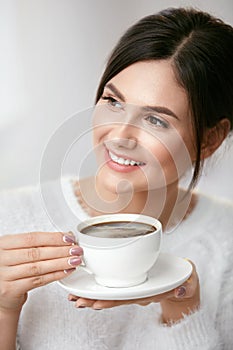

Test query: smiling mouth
[108,150,146,166]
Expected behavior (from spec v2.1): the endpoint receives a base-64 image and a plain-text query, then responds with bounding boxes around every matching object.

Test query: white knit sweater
[0,178,233,350]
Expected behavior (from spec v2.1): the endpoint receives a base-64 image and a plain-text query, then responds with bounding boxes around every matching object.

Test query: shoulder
[193,191,233,242]
[0,177,81,235]
[0,176,83,235]
[0,183,47,235]
[195,191,233,218]
[0,184,40,211]
[173,191,233,243]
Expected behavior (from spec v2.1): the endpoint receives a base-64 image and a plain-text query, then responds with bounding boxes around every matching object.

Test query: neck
[74,177,193,231]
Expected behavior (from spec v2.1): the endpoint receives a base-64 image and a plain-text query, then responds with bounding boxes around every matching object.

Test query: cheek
[149,144,178,184]
[92,124,108,146]
[145,134,194,184]
[92,103,114,129]
[92,128,99,147]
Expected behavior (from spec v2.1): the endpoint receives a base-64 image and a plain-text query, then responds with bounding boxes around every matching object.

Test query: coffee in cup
[80,221,156,238]
[76,214,162,288]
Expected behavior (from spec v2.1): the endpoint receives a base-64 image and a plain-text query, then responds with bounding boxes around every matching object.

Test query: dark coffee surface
[80,221,155,238]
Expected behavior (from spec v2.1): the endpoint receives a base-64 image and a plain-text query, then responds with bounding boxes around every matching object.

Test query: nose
[108,123,138,150]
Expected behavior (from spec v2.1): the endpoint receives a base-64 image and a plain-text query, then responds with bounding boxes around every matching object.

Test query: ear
[201,118,231,159]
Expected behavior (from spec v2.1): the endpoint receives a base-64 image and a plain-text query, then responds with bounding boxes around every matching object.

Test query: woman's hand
[68,260,200,324]
[0,231,83,312]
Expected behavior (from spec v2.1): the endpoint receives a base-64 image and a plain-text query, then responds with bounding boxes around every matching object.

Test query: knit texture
[0,178,232,350]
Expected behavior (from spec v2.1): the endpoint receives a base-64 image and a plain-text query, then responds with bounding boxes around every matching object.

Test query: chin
[96,171,132,194]
[96,173,146,199]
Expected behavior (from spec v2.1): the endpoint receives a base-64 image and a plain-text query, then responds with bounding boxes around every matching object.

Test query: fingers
[0,231,83,274]
[90,290,175,310]
[0,231,83,294]
[0,245,83,266]
[68,291,174,310]
[0,231,83,311]
[69,281,195,311]
[173,261,198,300]
[0,231,76,250]
[1,255,82,281]
[68,282,194,311]
[68,295,119,309]
[92,299,131,309]
[1,270,74,298]
[68,295,97,308]
[174,276,197,299]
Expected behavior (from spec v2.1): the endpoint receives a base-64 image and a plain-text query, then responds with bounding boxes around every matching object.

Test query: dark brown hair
[95,7,233,187]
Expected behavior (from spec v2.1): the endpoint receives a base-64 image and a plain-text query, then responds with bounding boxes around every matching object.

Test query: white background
[1,0,233,199]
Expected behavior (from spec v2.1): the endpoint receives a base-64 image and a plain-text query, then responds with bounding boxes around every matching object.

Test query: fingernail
[64,268,76,274]
[63,235,76,244]
[69,247,83,256]
[176,286,186,298]
[68,257,82,266]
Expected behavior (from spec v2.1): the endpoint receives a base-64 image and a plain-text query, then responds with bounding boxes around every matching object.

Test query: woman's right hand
[0,231,83,312]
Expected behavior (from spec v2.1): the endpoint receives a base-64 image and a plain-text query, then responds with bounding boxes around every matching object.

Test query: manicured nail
[68,257,82,266]
[64,268,76,274]
[63,235,76,244]
[69,247,83,256]
[176,286,186,298]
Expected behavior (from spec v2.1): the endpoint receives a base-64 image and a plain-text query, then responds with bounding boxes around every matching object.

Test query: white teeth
[109,151,144,166]
[118,158,125,165]
[110,153,117,161]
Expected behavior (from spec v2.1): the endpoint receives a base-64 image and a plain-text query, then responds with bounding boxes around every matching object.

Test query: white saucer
[57,252,192,300]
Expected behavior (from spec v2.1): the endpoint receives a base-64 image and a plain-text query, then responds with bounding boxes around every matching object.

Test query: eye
[145,115,169,129]
[101,96,123,110]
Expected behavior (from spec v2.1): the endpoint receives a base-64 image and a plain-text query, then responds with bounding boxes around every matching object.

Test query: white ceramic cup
[76,214,162,288]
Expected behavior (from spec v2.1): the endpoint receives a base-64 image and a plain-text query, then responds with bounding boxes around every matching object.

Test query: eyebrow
[105,83,126,102]
[105,82,179,120]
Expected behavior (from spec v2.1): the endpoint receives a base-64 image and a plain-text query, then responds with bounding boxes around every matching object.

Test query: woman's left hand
[68,260,200,324]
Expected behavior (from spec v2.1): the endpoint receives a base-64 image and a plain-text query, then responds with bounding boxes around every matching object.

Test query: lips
[103,146,146,173]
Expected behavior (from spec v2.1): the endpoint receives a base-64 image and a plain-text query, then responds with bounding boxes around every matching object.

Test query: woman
[0,7,233,350]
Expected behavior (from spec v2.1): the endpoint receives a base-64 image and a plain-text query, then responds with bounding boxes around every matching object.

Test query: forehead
[107,60,190,119]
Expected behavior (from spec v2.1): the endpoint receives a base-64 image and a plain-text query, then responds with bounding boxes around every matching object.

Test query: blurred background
[1,0,233,199]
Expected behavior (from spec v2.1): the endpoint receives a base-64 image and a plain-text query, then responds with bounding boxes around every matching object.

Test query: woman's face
[92,60,196,195]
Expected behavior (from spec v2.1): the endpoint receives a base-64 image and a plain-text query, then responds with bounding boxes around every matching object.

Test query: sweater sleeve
[215,248,233,350]
[154,254,233,350]
[147,246,233,349]
[121,304,219,350]
[152,307,219,350]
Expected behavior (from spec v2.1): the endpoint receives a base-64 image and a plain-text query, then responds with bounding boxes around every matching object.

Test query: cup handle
[79,257,93,275]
